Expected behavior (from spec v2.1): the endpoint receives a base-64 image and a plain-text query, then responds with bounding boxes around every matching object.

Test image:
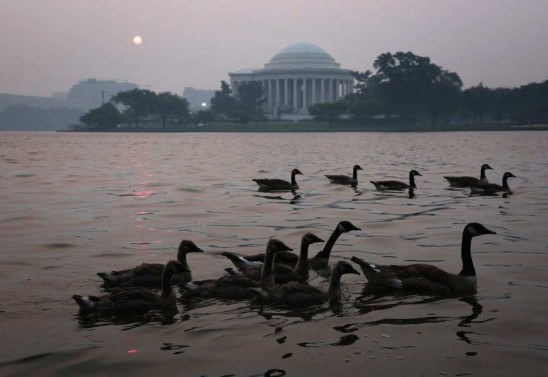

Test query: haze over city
[2,0,548,97]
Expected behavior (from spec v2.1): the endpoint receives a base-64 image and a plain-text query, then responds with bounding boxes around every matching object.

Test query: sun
[132,35,143,45]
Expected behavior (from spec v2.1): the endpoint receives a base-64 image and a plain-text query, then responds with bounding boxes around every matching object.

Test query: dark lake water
[1,131,547,376]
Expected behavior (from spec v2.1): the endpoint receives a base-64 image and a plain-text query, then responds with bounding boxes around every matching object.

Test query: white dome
[263,42,340,70]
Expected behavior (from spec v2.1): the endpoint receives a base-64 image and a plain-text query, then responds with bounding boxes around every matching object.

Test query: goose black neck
[291,171,297,185]
[409,172,417,188]
[314,227,342,259]
[459,231,476,277]
[177,251,190,270]
[295,240,310,275]
[328,269,343,296]
[352,167,358,180]
[480,166,488,180]
[502,175,510,189]
[261,248,276,287]
[161,265,174,297]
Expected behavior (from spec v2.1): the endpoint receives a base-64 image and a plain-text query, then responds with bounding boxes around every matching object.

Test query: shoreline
[57,122,548,133]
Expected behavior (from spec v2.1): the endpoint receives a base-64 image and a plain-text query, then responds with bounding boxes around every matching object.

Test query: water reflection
[74,307,178,328]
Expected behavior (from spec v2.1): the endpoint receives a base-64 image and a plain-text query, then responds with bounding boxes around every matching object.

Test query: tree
[111,88,156,127]
[210,81,239,121]
[236,81,266,123]
[79,102,122,130]
[308,102,348,125]
[153,92,189,128]
[191,109,216,125]
[463,83,493,125]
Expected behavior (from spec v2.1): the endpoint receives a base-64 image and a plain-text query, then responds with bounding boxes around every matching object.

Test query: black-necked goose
[371,170,421,191]
[326,164,363,186]
[242,221,361,270]
[251,261,360,305]
[221,232,324,284]
[444,163,493,188]
[471,172,516,195]
[97,240,204,288]
[351,223,496,295]
[183,239,293,300]
[73,260,184,312]
[253,168,302,191]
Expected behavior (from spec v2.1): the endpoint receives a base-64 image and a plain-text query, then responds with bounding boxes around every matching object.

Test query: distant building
[229,42,354,120]
[0,93,66,111]
[182,87,215,111]
[67,79,139,111]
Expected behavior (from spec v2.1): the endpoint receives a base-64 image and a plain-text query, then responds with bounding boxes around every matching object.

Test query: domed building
[229,42,354,119]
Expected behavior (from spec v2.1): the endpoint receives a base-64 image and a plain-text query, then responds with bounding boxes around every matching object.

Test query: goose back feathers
[351,223,496,295]
[444,164,493,188]
[253,168,302,191]
[74,261,185,312]
[471,172,516,195]
[371,170,421,190]
[325,164,363,186]
[97,240,204,288]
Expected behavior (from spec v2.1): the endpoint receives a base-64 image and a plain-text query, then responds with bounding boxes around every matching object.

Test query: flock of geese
[253,163,516,195]
[73,163,507,314]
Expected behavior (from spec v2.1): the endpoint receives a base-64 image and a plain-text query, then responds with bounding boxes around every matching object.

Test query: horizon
[2,0,548,97]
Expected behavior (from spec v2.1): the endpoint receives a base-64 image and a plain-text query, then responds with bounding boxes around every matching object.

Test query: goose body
[444,164,493,188]
[253,168,302,191]
[252,261,360,305]
[73,261,184,312]
[371,170,421,190]
[221,233,324,284]
[242,221,361,270]
[325,164,363,186]
[471,172,515,195]
[97,240,204,288]
[351,223,496,295]
[183,239,293,300]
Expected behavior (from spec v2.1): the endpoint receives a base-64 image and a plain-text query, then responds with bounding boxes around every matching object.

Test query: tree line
[79,50,547,130]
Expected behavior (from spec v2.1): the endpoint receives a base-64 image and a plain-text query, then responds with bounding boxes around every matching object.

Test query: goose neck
[459,231,476,277]
[314,227,342,259]
[295,241,310,275]
[409,172,416,188]
[328,270,343,297]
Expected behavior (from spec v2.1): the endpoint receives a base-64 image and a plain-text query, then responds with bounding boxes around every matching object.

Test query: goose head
[337,221,362,233]
[177,240,204,259]
[353,165,364,172]
[481,164,494,171]
[410,170,422,177]
[503,172,516,180]
[292,169,303,176]
[464,223,497,238]
[266,238,293,256]
[302,232,324,246]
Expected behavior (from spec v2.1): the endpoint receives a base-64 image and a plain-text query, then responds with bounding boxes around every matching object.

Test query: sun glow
[132,35,143,45]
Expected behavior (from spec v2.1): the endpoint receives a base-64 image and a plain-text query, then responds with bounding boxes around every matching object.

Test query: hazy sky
[2,0,547,97]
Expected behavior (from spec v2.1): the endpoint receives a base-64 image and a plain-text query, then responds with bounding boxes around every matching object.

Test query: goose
[444,164,493,188]
[183,239,293,300]
[243,221,361,270]
[325,164,363,186]
[73,260,185,312]
[251,261,360,305]
[371,170,422,191]
[221,232,324,284]
[350,223,496,295]
[253,168,302,191]
[471,172,515,195]
[97,240,204,288]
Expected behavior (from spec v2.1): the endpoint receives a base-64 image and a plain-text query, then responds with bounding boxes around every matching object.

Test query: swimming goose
[326,164,363,186]
[371,170,422,191]
[73,260,185,312]
[251,261,360,305]
[350,223,496,295]
[97,240,204,288]
[253,168,302,191]
[221,232,324,283]
[183,239,293,299]
[243,221,361,270]
[444,164,493,188]
[471,172,516,195]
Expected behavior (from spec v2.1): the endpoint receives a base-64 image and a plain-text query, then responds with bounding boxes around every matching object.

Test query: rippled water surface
[1,131,547,376]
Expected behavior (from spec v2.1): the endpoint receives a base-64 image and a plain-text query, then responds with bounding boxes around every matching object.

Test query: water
[0,131,547,376]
